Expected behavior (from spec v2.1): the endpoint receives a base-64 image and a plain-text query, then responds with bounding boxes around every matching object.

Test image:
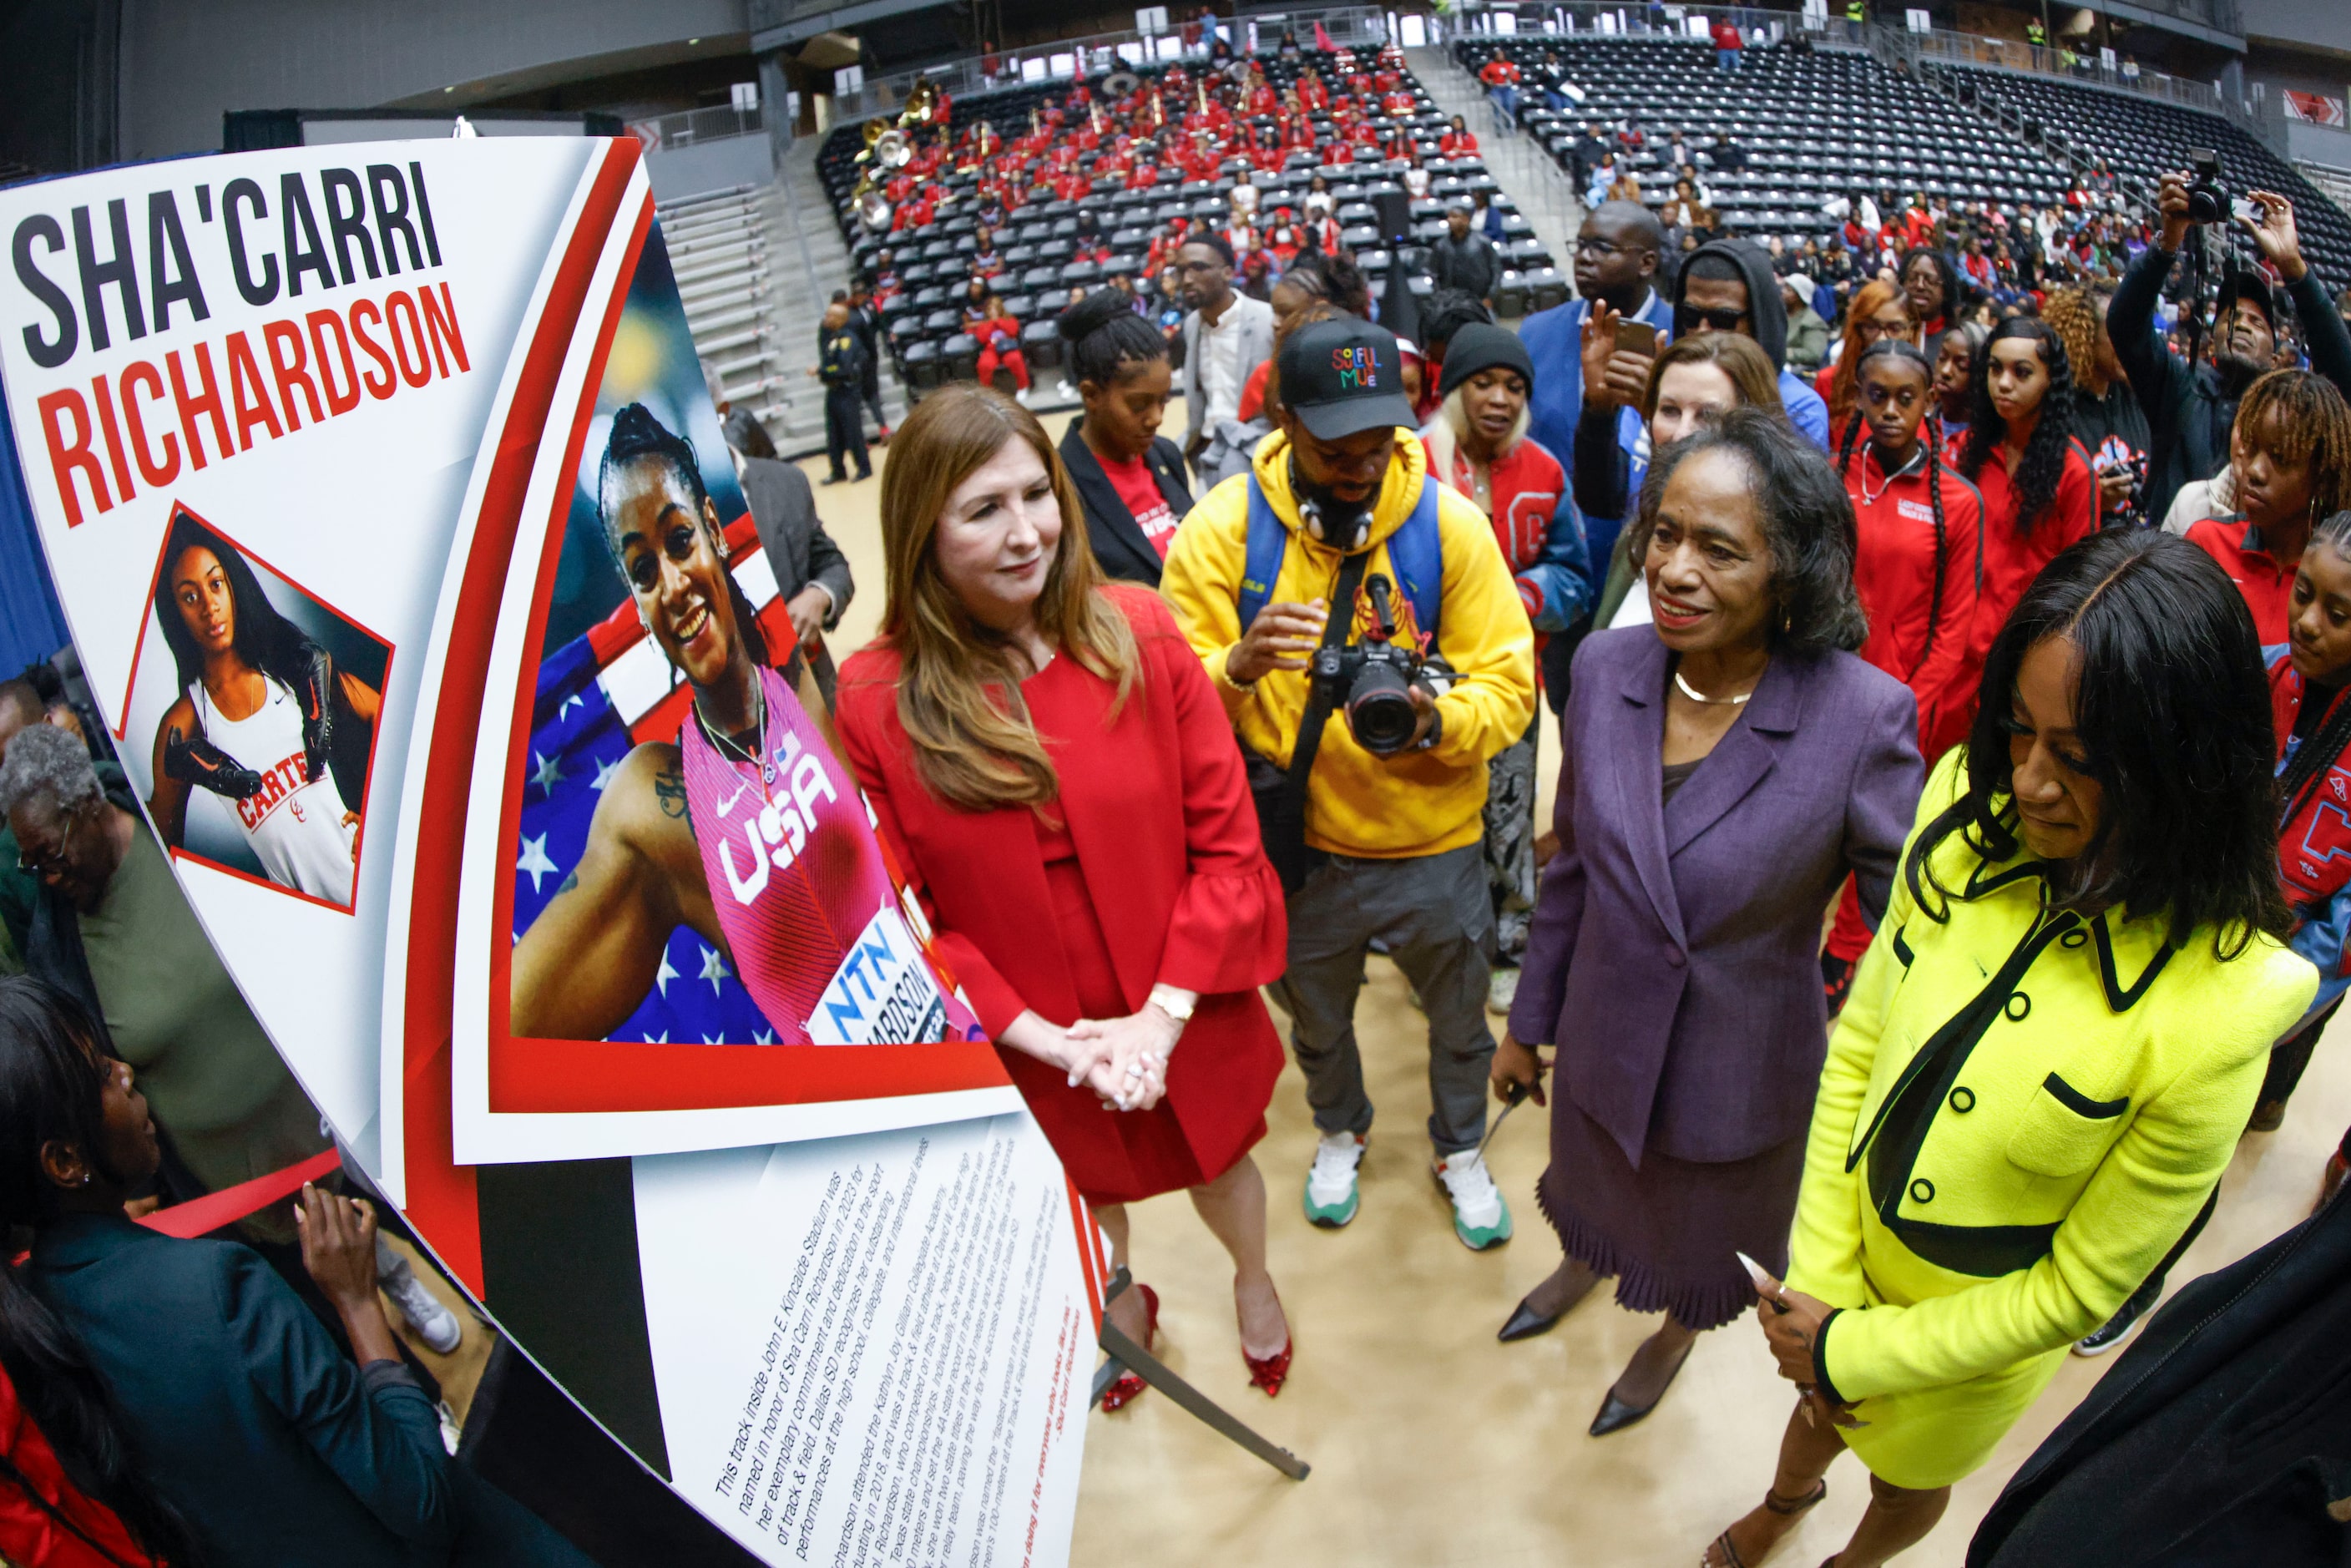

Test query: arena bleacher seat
[1460,35,2073,244]
[1937,63,2351,286]
[817,50,1528,388]
[1456,32,2348,293]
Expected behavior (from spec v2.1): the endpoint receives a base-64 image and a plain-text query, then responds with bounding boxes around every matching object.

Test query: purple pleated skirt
[1537,1094,1809,1331]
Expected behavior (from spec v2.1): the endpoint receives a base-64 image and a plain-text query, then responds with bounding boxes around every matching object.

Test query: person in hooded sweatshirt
[1671,239,1832,450]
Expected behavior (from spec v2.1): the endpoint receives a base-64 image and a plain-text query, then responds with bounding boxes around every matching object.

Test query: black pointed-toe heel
[1496,1294,1561,1343]
[1588,1340,1694,1436]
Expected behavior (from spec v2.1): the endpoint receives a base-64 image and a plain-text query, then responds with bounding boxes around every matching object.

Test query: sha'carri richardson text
[9,159,468,528]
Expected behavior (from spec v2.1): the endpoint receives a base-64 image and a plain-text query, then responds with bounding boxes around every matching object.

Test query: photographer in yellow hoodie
[1161,316,1536,1249]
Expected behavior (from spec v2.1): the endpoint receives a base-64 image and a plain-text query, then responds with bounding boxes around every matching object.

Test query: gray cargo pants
[1267,842,1496,1156]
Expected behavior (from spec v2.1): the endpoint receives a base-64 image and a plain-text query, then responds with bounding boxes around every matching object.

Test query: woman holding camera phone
[1492,411,1923,1436]
[833,384,1294,1412]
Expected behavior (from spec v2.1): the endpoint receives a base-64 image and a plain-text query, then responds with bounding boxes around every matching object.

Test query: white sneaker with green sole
[1304,1130,1365,1227]
[1433,1149,1513,1250]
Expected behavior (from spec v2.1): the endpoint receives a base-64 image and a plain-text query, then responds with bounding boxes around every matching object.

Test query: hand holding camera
[2155,169,2195,252]
[1312,574,1443,756]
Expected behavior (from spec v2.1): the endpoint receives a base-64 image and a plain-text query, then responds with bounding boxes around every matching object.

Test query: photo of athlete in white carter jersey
[144,509,385,909]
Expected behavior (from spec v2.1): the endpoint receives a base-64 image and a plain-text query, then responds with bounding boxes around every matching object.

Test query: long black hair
[151,511,320,700]
[1054,287,1165,390]
[1916,530,2290,956]
[596,403,771,670]
[1959,317,2075,539]
[2277,509,2351,833]
[1837,339,1952,684]
[1630,406,1870,655]
[0,977,191,1565]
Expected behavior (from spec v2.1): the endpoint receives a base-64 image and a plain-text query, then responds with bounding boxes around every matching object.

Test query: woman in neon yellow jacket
[1705,529,2318,1568]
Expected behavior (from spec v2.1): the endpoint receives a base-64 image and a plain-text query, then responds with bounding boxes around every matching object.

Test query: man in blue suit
[1522,200,1672,469]
[1520,202,1674,715]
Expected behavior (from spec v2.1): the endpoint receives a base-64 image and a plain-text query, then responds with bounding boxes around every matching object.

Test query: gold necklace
[1674,669,1755,706]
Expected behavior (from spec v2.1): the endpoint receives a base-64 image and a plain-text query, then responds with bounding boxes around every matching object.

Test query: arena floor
[786,406,2348,1567]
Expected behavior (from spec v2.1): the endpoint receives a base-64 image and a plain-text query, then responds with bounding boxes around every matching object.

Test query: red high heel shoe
[1240,1288,1292,1398]
[1100,1285,1160,1413]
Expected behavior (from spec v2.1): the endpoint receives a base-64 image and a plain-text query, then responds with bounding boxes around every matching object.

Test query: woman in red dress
[1953,317,2096,735]
[835,384,1294,1409]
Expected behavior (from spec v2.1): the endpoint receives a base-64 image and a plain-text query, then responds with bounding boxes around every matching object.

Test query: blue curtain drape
[0,384,73,675]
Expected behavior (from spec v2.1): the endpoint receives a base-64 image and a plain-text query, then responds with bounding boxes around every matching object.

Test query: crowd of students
[803,98,2351,1559]
[811,149,2351,1552]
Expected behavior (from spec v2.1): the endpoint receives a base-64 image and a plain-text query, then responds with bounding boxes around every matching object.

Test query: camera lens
[1345,659,1418,755]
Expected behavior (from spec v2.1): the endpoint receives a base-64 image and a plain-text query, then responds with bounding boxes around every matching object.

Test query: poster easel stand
[1090,1267,1311,1480]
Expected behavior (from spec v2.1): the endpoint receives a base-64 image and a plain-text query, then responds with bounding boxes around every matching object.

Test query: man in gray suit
[1176,234,1276,485]
[715,403,855,706]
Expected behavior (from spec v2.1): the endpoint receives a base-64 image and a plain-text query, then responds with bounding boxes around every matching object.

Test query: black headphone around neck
[1289,452,1374,549]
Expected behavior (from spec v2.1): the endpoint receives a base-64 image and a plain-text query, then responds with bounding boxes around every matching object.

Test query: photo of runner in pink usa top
[680,661,976,1042]
[508,404,979,1044]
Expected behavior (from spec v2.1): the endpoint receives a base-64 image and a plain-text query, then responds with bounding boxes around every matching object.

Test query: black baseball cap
[1277,317,1419,440]
[2217,269,2277,331]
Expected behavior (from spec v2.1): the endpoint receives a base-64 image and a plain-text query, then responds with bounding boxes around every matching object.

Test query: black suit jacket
[1968,1186,2351,1566]
[738,453,855,700]
[1058,424,1193,587]
[28,1212,591,1567]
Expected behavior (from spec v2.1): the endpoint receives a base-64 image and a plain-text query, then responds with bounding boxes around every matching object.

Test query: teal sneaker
[1303,1131,1365,1227]
[1433,1150,1513,1250]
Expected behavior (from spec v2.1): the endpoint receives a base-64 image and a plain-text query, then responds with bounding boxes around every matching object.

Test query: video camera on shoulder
[1313,573,1441,756]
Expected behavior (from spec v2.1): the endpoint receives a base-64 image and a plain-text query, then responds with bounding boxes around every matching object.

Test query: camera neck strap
[1287,549,1371,799]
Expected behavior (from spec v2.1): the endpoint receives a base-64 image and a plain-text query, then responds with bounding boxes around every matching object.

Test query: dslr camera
[2185,149,2227,226]
[1312,574,1438,756]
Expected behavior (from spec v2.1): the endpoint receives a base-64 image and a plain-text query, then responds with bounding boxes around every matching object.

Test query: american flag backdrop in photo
[511,513,801,1044]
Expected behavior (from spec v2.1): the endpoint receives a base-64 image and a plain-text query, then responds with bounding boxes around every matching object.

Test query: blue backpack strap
[1238,476,1287,634]
[1385,471,1443,643]
[1241,471,1442,639]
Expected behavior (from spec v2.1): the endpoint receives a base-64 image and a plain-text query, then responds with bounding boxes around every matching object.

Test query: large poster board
[0,138,1092,1565]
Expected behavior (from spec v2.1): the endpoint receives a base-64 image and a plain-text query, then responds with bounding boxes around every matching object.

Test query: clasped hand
[1062,1006,1181,1111]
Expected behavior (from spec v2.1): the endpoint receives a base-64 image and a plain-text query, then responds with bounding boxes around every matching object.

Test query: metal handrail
[1887,25,2221,115]
[1445,5,2236,123]
[630,102,766,150]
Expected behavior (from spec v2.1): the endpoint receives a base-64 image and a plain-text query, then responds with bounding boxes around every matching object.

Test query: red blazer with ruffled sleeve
[835,585,1286,1200]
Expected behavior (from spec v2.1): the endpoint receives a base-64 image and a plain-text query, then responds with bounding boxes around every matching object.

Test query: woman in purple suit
[1492,408,1924,1437]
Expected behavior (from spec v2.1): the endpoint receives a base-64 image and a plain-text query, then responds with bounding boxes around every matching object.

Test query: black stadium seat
[819,48,1472,387]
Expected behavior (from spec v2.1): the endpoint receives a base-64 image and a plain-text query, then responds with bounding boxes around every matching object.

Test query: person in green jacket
[1705,529,2316,1568]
